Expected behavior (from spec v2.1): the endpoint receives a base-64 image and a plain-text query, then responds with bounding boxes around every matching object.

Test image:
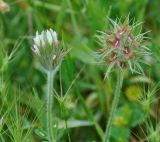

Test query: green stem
[103,70,123,142]
[46,71,55,142]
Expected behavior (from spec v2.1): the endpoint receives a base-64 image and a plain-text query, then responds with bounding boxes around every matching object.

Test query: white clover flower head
[32,29,59,55]
[95,16,151,78]
[32,29,65,71]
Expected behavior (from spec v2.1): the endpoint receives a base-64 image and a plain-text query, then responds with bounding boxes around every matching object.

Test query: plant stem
[46,71,55,142]
[103,69,123,142]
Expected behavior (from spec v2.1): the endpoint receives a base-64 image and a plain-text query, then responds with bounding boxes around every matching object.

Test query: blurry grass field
[0,0,160,142]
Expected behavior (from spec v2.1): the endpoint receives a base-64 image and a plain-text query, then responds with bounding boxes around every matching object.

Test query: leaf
[129,103,147,127]
[58,120,93,129]
[34,128,46,139]
[113,104,132,126]
[110,126,130,142]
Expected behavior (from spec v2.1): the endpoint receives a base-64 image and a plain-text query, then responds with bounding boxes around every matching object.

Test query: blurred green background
[0,0,160,142]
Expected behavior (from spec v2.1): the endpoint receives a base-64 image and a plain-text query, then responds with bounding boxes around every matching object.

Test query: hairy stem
[103,70,123,142]
[46,71,55,142]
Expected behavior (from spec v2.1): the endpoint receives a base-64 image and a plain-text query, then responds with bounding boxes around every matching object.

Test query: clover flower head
[32,29,64,71]
[95,16,151,78]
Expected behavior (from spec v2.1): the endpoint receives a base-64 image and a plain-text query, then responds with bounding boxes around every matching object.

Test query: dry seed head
[95,16,151,78]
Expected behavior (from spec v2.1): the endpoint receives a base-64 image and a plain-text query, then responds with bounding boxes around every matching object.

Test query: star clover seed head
[95,16,151,78]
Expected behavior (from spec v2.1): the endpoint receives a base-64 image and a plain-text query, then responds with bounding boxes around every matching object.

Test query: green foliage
[0,0,160,141]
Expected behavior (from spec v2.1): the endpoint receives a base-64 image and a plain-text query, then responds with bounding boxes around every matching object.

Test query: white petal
[33,31,40,46]
[49,29,57,41]
[40,31,45,47]
[50,29,58,47]
[53,55,57,60]
[32,45,40,55]
[46,30,53,45]
[49,29,54,35]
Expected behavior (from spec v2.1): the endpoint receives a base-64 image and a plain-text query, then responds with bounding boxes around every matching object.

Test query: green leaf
[110,126,130,142]
[58,119,93,129]
[34,128,46,139]
[113,104,132,126]
[129,103,147,127]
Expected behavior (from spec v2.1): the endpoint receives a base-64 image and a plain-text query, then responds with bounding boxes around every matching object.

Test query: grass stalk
[103,69,123,142]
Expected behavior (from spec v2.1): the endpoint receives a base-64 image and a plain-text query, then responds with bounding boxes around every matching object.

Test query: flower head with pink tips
[95,16,151,78]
